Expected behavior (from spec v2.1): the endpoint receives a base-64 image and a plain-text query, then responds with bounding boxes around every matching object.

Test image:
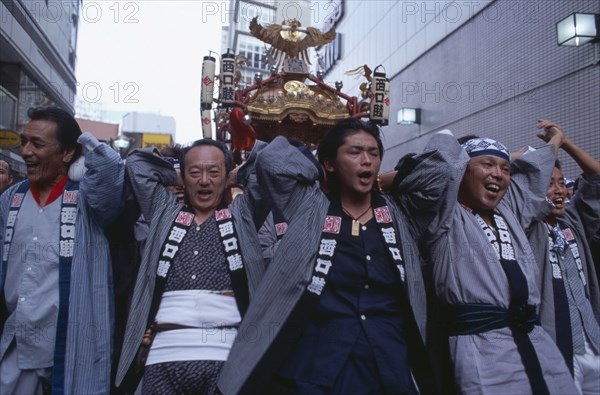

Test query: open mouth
[484,183,500,193]
[195,188,214,200]
[552,197,565,206]
[358,171,373,185]
[25,162,39,170]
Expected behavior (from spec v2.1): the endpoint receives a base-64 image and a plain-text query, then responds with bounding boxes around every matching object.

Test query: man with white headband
[526,119,600,395]
[410,126,578,394]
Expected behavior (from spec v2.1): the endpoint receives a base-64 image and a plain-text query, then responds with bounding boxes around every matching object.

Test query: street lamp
[557,13,599,46]
[397,108,421,125]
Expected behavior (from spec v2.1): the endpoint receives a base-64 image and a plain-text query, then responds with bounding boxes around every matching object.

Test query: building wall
[121,112,176,136]
[222,1,598,179]
[75,117,118,142]
[222,0,314,86]
[1,0,80,114]
[221,0,277,88]
[319,0,492,92]
[0,0,81,177]
[380,0,600,179]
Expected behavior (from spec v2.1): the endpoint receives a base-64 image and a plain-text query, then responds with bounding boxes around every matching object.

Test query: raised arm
[257,211,278,266]
[125,148,178,222]
[390,132,469,238]
[561,138,600,176]
[234,140,274,229]
[79,132,125,228]
[254,136,321,223]
[554,123,600,240]
[535,119,565,158]
[503,120,564,231]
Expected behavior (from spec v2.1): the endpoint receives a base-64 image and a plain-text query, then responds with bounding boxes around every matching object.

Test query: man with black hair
[0,106,124,394]
[526,119,600,394]
[219,118,447,394]
[415,123,577,394]
[116,139,267,394]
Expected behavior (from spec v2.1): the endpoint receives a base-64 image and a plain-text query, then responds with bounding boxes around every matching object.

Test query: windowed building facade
[316,0,599,178]
[221,0,277,89]
[1,0,81,178]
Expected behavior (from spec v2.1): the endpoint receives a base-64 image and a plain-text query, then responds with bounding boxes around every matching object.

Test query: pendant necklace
[342,205,372,236]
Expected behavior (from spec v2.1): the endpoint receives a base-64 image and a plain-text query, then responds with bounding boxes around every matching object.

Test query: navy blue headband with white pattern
[461,138,510,162]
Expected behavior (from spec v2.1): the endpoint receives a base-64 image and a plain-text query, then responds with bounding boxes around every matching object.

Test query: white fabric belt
[154,290,241,327]
[147,290,241,365]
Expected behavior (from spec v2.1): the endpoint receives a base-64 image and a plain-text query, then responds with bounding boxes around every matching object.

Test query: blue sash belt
[446,302,539,336]
[446,302,549,395]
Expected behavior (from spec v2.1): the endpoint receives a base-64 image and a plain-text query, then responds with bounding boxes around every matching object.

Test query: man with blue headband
[457,137,512,219]
[408,125,578,394]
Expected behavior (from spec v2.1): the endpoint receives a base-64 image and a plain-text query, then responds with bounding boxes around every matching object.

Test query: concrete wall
[380,0,599,179]
[1,0,80,111]
[318,0,492,92]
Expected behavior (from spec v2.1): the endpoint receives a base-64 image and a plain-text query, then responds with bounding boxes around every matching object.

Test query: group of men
[0,107,598,395]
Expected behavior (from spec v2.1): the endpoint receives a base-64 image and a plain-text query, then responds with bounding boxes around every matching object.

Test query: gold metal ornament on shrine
[199,16,391,159]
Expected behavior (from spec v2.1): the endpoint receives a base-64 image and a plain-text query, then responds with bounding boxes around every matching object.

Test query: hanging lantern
[201,109,213,139]
[369,66,390,125]
[220,51,236,108]
[200,55,216,110]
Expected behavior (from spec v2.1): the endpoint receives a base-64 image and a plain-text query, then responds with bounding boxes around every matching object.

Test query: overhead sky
[75,0,335,144]
[75,1,228,144]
